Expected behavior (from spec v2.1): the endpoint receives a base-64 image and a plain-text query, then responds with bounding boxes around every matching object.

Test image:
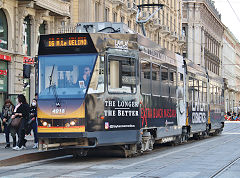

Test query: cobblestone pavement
[0,122,240,178]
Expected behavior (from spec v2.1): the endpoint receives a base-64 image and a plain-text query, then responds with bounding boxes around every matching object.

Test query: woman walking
[2,99,15,148]
[12,94,30,150]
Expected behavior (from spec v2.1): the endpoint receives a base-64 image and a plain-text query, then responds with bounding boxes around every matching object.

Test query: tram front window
[38,54,97,99]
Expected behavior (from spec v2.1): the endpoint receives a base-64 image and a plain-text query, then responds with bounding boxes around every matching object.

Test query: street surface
[0,122,240,178]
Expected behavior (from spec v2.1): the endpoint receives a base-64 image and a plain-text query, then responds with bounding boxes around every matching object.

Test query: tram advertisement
[141,96,177,128]
[188,101,207,124]
[102,99,140,131]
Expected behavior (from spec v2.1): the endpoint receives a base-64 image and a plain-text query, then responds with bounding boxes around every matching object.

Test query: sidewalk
[0,132,39,163]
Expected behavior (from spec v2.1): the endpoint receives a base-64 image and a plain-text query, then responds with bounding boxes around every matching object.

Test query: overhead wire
[226,0,240,25]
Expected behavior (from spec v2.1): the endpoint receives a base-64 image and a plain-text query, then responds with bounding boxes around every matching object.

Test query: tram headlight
[43,122,48,127]
[70,121,76,126]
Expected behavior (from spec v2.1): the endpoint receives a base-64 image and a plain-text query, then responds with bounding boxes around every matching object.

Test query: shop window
[0,9,8,50]
[108,55,136,94]
[23,16,31,56]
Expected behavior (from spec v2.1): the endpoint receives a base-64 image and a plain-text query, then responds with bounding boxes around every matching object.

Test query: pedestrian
[12,94,30,150]
[1,99,15,148]
[29,98,38,148]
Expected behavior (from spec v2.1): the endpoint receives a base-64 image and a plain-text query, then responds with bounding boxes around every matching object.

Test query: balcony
[153,18,163,29]
[178,35,186,44]
[34,0,70,17]
[170,31,178,41]
[127,2,138,14]
[161,25,170,35]
[112,0,126,9]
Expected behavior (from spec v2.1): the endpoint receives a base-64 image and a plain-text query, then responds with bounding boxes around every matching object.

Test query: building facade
[71,0,185,54]
[182,0,224,76]
[0,0,70,109]
[222,28,240,113]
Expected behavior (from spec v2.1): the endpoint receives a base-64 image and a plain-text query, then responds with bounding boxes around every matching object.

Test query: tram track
[210,156,240,178]
[0,123,239,177]
[11,134,236,177]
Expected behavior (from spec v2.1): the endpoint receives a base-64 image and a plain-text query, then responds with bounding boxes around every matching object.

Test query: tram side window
[141,60,151,94]
[169,70,177,98]
[152,63,161,96]
[108,56,136,94]
[177,73,184,99]
[210,85,214,104]
[199,80,203,103]
[216,87,219,104]
[194,79,199,103]
[203,82,207,103]
[161,66,169,97]
[221,88,224,104]
[88,56,104,94]
[188,77,194,103]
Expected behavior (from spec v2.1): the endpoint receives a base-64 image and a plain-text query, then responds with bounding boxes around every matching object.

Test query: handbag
[11,117,22,128]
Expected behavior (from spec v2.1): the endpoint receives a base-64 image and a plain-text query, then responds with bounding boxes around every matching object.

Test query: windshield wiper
[49,65,55,91]
[48,65,61,107]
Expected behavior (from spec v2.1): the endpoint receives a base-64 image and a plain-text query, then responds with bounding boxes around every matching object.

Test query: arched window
[0,9,8,50]
[39,21,46,35]
[23,16,31,56]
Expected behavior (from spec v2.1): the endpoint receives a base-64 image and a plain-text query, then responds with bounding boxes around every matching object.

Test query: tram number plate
[52,108,66,115]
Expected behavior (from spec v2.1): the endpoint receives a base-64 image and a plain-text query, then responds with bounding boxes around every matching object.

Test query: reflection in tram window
[141,60,151,94]
[152,63,160,96]
[108,56,136,94]
[38,54,97,99]
[199,81,203,103]
[161,66,169,97]
[194,79,199,102]
[178,73,184,99]
[88,56,104,94]
[169,70,176,98]
[210,85,214,104]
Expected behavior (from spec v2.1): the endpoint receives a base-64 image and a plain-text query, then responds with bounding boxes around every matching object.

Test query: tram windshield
[38,54,97,99]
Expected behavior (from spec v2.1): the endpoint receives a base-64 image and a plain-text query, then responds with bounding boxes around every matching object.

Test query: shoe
[15,146,23,151]
[12,146,19,150]
[33,143,38,149]
[5,144,10,148]
[21,146,26,149]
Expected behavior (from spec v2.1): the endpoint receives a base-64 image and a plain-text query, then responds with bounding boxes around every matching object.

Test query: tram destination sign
[48,36,88,47]
[39,33,97,55]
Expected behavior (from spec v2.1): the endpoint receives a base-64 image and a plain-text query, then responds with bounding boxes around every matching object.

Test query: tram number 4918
[52,108,66,114]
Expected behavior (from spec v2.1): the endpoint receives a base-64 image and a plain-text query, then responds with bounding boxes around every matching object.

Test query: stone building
[71,0,185,54]
[222,28,240,113]
[182,0,224,76]
[0,0,70,109]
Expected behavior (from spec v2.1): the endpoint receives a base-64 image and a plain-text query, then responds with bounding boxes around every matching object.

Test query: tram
[37,25,224,156]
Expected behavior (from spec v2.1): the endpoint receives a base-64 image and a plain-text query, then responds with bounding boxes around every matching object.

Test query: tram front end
[37,33,101,150]
[37,33,141,151]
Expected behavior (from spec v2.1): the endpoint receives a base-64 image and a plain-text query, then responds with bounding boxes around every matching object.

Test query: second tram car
[37,30,224,156]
